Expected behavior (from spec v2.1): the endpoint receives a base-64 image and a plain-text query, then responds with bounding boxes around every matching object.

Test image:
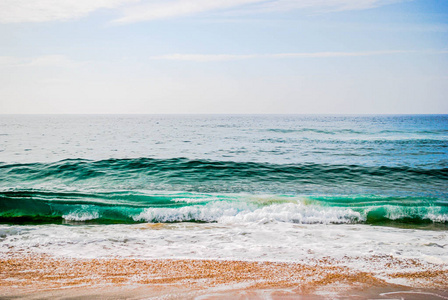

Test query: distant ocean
[1,115,447,268]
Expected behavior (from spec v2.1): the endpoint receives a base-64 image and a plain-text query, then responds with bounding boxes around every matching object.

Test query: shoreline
[1,254,447,299]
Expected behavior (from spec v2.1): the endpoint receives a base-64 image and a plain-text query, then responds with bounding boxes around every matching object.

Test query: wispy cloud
[0,55,79,67]
[0,56,23,66]
[115,0,261,23]
[150,50,415,62]
[115,0,408,23]
[0,0,407,24]
[26,55,80,67]
[2,51,444,68]
[246,0,409,14]
[0,0,135,23]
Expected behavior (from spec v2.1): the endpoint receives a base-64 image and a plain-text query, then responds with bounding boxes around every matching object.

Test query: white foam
[220,202,363,224]
[2,222,447,276]
[173,197,220,203]
[425,212,448,223]
[133,201,363,224]
[63,209,99,221]
[133,201,254,222]
[379,205,448,223]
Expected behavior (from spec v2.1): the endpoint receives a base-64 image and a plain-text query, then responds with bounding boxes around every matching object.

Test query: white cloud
[115,0,261,23]
[249,0,406,13]
[150,50,411,62]
[150,53,254,62]
[115,0,407,23]
[0,56,24,66]
[0,55,79,67]
[0,0,136,23]
[26,55,80,67]
[0,0,407,24]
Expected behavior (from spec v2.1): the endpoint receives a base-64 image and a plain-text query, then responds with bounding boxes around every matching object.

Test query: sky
[0,0,447,114]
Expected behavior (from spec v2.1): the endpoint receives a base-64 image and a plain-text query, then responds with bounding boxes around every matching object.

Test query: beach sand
[1,254,447,299]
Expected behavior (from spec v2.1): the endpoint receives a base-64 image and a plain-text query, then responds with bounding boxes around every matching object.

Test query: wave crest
[134,201,363,224]
[0,190,447,226]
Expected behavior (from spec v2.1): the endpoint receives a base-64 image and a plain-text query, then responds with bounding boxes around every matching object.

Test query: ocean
[1,115,447,272]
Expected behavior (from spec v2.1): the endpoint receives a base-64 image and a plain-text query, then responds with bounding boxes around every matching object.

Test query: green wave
[1,158,446,195]
[1,158,446,227]
[1,190,447,227]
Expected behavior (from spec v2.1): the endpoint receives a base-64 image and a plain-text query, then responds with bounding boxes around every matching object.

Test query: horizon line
[1,113,447,116]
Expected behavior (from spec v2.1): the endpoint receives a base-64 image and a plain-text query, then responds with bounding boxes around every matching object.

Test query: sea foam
[133,201,363,224]
[63,207,100,221]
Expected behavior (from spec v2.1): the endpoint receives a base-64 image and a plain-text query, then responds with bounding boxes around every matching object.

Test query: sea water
[0,115,447,273]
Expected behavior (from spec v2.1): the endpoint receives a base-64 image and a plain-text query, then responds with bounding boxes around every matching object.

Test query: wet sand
[1,255,447,299]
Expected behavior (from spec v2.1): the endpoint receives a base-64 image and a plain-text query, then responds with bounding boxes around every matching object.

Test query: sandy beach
[1,254,447,299]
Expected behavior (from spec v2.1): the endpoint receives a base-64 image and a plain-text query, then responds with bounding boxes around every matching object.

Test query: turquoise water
[0,115,447,227]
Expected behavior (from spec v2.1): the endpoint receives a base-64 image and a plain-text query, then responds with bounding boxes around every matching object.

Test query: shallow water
[0,115,447,266]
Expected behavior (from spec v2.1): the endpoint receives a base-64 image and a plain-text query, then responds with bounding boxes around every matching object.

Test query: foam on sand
[1,255,447,299]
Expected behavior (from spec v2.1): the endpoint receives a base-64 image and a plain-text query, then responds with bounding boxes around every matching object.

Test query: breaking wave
[0,190,446,226]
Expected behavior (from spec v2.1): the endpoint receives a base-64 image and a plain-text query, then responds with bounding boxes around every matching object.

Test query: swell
[1,158,447,226]
[264,128,448,135]
[1,190,447,226]
[1,158,447,190]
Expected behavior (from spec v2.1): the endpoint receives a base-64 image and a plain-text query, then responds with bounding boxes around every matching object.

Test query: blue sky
[0,0,447,114]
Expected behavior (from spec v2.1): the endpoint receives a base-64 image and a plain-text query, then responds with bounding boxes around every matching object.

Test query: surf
[1,190,447,227]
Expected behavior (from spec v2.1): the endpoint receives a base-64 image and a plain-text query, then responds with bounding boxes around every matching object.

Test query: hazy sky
[0,0,447,114]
